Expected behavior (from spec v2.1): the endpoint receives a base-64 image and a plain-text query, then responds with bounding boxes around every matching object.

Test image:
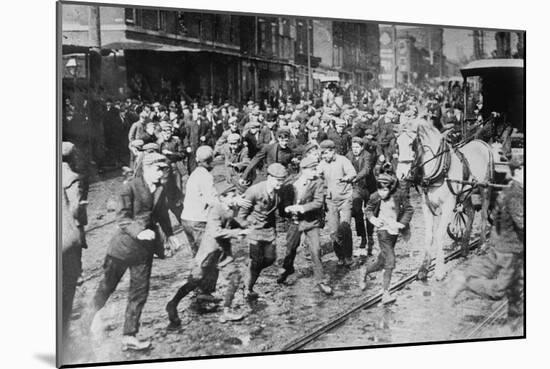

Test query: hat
[351,136,363,145]
[334,118,346,127]
[277,127,291,138]
[267,163,288,178]
[250,121,261,129]
[300,156,318,169]
[364,128,375,137]
[376,173,397,188]
[195,145,214,162]
[142,153,169,167]
[142,142,159,152]
[62,141,75,158]
[214,180,237,196]
[319,139,336,150]
[227,133,241,144]
[159,121,172,130]
[247,100,254,106]
[304,142,319,154]
[228,116,238,124]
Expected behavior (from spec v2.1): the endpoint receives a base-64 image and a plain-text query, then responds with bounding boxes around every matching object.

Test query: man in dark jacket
[184,108,212,173]
[450,158,524,320]
[346,137,376,253]
[277,157,332,295]
[86,153,174,351]
[240,128,299,184]
[61,142,87,350]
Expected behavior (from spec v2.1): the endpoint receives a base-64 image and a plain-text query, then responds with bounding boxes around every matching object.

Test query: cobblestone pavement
[63,162,523,365]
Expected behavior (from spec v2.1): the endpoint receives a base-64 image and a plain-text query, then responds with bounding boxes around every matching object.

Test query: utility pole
[88,5,102,167]
[306,19,312,93]
[254,16,259,101]
[392,25,398,87]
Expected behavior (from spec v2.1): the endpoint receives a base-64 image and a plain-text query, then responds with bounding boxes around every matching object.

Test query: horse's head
[395,119,422,182]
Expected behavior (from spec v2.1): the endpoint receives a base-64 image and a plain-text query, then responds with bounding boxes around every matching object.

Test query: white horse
[396,118,495,280]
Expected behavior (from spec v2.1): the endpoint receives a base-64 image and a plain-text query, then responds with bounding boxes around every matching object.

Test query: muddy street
[64,165,521,365]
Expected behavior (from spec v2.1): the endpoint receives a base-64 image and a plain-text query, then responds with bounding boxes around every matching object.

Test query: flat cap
[334,117,346,126]
[142,152,169,167]
[304,142,319,153]
[351,136,363,145]
[228,116,238,124]
[277,127,291,138]
[249,121,261,128]
[227,133,241,144]
[319,139,336,149]
[267,163,288,178]
[142,142,159,152]
[300,156,319,169]
[159,121,172,130]
[196,145,214,162]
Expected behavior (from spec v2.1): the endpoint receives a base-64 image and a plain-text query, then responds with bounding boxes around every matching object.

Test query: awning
[102,40,202,52]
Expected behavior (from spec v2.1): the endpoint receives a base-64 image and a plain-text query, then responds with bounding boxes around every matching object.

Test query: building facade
[62,4,381,104]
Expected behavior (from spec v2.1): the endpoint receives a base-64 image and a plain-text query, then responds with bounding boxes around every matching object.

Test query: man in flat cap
[450,157,524,322]
[215,133,252,193]
[237,163,288,299]
[61,142,88,349]
[158,121,186,221]
[180,146,218,258]
[166,182,249,328]
[318,139,357,266]
[240,127,299,185]
[85,153,174,351]
[327,117,351,156]
[277,157,333,295]
[214,116,241,153]
[346,136,376,253]
[243,121,262,158]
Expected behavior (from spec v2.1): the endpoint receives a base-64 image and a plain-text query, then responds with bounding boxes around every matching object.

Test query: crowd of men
[61,82,523,354]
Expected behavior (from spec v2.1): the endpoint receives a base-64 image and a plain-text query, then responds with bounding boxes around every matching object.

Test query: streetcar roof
[460,58,524,77]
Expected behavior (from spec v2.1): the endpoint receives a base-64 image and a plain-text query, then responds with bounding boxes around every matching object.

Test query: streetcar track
[277,237,484,352]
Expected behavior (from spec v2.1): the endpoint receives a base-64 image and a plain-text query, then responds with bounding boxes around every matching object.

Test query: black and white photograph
[57,1,525,367]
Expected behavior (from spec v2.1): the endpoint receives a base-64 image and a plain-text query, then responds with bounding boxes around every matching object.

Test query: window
[124,8,135,24]
[158,11,167,31]
[135,9,142,27]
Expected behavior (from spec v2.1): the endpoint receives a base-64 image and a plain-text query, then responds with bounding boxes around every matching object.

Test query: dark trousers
[91,255,153,336]
[465,248,524,318]
[366,230,398,290]
[170,249,222,305]
[283,225,325,282]
[247,240,277,291]
[62,246,82,342]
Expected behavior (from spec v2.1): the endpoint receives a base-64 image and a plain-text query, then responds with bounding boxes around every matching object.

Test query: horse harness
[417,138,473,215]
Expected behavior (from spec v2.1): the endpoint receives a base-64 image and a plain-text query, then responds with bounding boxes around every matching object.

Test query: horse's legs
[462,198,475,257]
[433,199,455,281]
[418,197,434,280]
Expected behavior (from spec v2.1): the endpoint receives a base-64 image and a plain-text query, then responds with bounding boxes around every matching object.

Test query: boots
[165,300,181,329]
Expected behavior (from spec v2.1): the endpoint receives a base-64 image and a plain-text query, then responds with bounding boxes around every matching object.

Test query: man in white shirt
[180,145,218,257]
